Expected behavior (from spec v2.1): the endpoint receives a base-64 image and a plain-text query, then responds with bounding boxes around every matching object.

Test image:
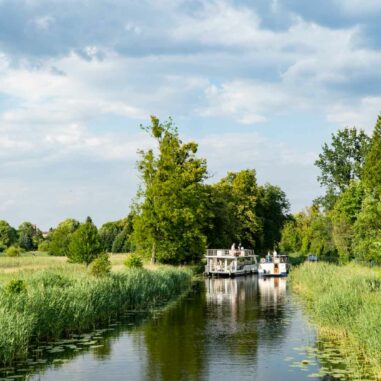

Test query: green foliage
[330,181,365,262]
[47,218,80,256]
[0,267,191,365]
[38,240,50,252]
[132,116,209,264]
[215,170,260,248]
[291,263,381,377]
[0,220,17,250]
[280,207,337,261]
[4,279,26,294]
[315,127,370,197]
[5,245,22,257]
[352,195,381,264]
[362,115,381,196]
[112,227,132,253]
[255,183,290,252]
[89,253,111,277]
[18,222,41,251]
[99,221,122,252]
[206,172,289,254]
[124,253,143,269]
[67,217,102,266]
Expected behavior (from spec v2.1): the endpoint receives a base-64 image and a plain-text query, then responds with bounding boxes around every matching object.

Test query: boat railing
[206,249,255,257]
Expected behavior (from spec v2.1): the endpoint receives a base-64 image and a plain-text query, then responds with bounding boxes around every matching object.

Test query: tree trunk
[151,240,156,264]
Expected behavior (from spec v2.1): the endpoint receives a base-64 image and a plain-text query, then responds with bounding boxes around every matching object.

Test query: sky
[0,0,381,230]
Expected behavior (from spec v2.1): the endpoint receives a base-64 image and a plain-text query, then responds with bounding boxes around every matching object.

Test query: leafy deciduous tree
[68,217,103,266]
[132,116,209,264]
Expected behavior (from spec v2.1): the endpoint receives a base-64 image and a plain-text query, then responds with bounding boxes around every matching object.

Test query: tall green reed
[0,267,192,365]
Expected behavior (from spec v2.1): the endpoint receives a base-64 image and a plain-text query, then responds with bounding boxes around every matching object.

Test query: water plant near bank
[0,267,191,365]
[291,262,381,379]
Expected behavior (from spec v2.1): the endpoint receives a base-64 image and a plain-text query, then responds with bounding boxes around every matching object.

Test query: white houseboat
[205,248,258,277]
[258,251,289,277]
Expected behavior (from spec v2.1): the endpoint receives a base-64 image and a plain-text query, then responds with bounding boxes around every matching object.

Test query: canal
[5,276,363,380]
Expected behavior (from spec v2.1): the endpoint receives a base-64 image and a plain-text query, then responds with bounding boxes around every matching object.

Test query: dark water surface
[8,276,365,380]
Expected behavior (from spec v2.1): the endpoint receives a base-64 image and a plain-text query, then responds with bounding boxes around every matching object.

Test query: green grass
[291,262,381,379]
[0,266,192,365]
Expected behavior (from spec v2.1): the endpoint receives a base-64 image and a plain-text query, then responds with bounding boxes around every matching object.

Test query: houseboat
[258,251,289,277]
[204,248,258,277]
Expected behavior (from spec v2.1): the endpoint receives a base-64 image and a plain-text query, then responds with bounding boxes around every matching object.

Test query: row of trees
[0,221,43,252]
[1,116,290,265]
[280,117,381,263]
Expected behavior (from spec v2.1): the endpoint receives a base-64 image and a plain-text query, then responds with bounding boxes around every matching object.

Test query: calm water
[6,276,365,380]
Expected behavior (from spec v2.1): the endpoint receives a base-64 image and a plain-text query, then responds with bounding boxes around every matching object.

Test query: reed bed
[291,262,381,378]
[0,267,192,365]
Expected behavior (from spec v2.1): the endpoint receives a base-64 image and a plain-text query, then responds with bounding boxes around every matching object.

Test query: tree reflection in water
[142,276,290,381]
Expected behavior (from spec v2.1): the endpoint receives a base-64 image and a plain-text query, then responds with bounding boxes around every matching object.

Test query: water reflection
[142,284,207,381]
[20,275,364,381]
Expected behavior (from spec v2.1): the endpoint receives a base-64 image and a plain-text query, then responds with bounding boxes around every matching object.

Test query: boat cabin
[258,251,289,277]
[204,248,258,277]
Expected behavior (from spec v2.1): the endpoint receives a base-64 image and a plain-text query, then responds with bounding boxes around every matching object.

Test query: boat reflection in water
[258,276,287,307]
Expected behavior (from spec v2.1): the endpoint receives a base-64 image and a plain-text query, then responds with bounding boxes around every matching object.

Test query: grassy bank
[0,267,192,365]
[291,262,381,379]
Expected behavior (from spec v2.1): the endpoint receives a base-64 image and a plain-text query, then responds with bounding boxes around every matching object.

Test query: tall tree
[18,222,41,251]
[315,127,370,207]
[362,115,381,196]
[68,217,102,265]
[215,170,260,249]
[255,184,290,253]
[330,181,365,262]
[99,222,122,252]
[47,218,80,256]
[353,195,381,264]
[0,220,17,251]
[132,116,209,264]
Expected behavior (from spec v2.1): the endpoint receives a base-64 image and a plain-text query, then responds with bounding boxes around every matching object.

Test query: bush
[38,240,50,252]
[89,253,112,277]
[124,253,143,269]
[5,246,22,257]
[4,279,26,294]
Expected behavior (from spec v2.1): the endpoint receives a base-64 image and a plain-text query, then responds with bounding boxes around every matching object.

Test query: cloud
[198,81,288,124]
[335,0,381,14]
[0,0,381,228]
[327,97,381,131]
[197,132,319,212]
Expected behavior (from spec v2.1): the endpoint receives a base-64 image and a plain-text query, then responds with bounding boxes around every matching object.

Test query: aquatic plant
[0,267,191,365]
[291,262,381,379]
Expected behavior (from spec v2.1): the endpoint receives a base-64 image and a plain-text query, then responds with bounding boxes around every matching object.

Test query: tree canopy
[68,217,103,265]
[132,116,209,264]
[315,127,370,206]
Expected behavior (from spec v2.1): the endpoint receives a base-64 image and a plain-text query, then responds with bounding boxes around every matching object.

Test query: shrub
[4,279,26,294]
[5,246,21,257]
[124,253,143,269]
[89,253,112,277]
[38,240,50,252]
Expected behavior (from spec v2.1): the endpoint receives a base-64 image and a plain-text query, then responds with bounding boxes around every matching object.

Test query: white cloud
[198,81,288,124]
[335,0,381,14]
[33,15,55,30]
[327,97,381,131]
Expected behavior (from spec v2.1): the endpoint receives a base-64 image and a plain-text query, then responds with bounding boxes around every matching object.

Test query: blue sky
[0,0,380,229]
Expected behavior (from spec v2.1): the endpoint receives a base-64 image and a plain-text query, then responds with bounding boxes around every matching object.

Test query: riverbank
[0,266,192,365]
[291,262,381,379]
